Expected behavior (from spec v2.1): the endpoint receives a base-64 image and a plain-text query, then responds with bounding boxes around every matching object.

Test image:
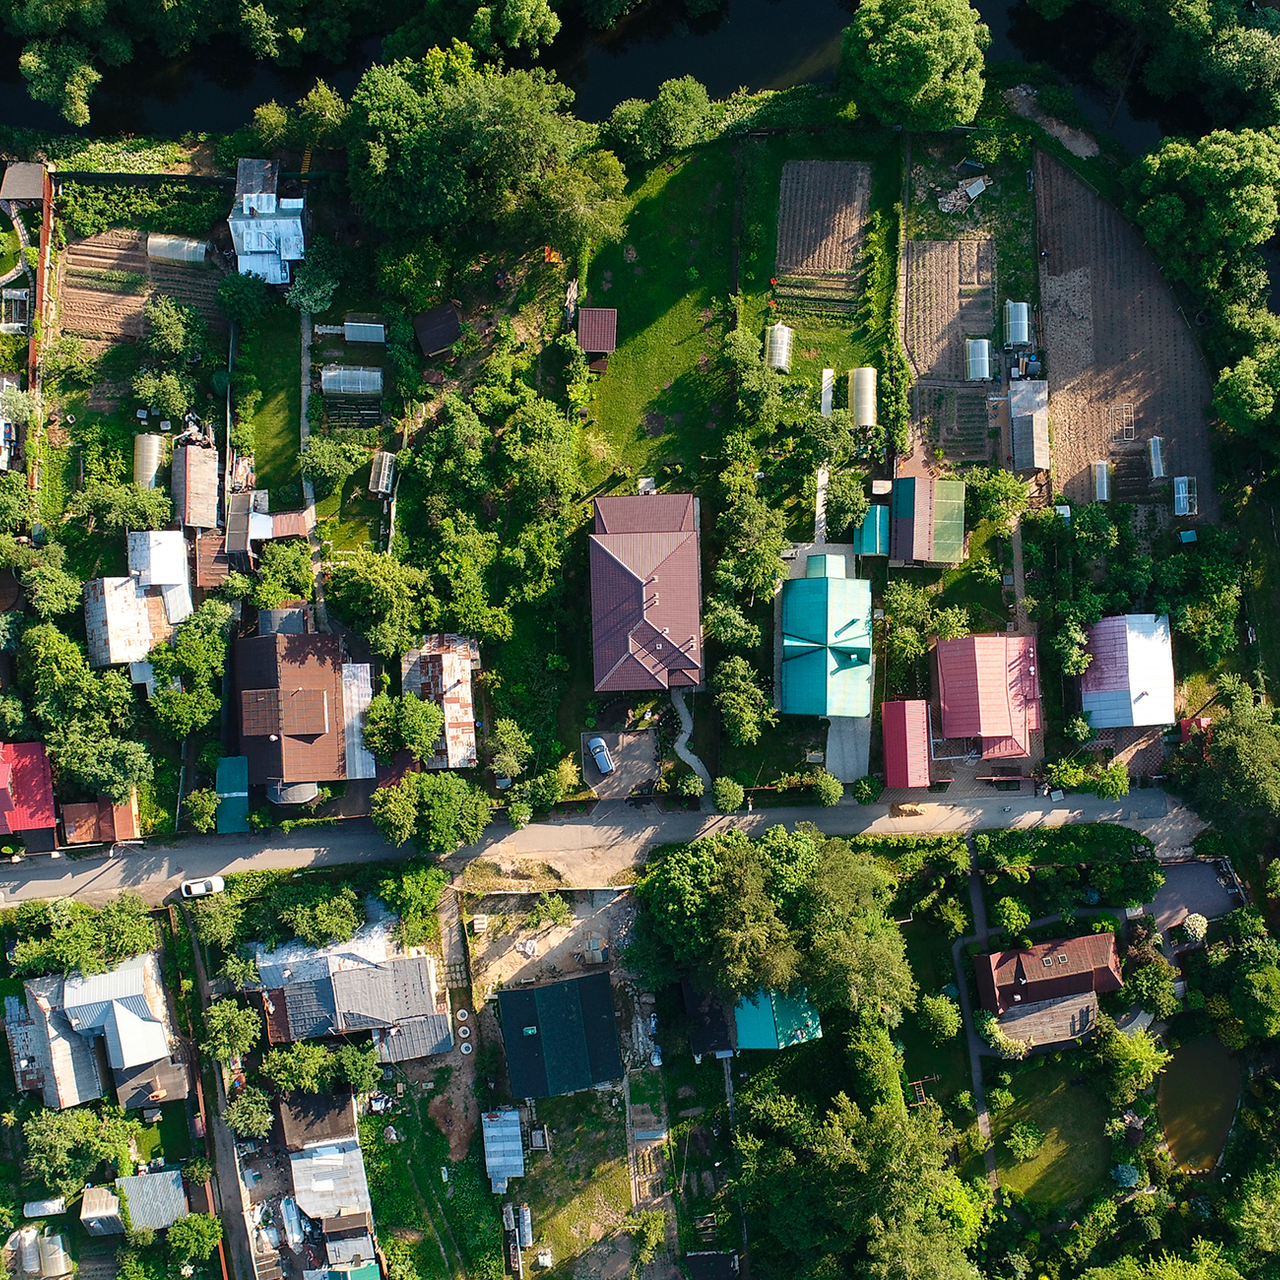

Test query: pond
[1158,1036,1241,1172]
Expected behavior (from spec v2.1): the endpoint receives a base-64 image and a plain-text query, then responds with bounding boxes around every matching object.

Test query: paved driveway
[825,716,870,782]
[1147,860,1242,932]
[580,730,659,799]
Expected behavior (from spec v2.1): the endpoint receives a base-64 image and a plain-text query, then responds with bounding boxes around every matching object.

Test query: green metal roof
[931,479,966,564]
[853,505,890,556]
[780,560,872,718]
[215,755,250,834]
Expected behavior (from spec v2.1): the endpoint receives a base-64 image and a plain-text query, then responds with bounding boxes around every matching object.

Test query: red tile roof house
[976,934,1123,1046]
[0,743,57,852]
[589,494,703,693]
[935,634,1042,758]
[881,700,930,788]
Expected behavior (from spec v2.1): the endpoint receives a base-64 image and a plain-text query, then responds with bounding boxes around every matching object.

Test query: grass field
[249,307,301,501]
[315,460,383,552]
[989,1059,1110,1211]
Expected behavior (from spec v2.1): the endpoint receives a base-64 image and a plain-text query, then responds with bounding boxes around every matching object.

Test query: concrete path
[957,844,1000,1191]
[670,688,712,810]
[824,714,870,783]
[0,786,1194,907]
[814,463,829,544]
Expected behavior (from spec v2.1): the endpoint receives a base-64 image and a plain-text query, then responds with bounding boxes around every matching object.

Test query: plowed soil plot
[775,160,871,275]
[1034,152,1217,519]
[60,229,227,341]
[904,239,993,380]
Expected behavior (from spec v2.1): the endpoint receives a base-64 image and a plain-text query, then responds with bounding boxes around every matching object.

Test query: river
[0,0,1200,148]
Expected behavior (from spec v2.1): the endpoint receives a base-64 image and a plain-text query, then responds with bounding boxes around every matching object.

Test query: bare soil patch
[1034,152,1217,518]
[904,240,993,381]
[1005,86,1100,159]
[775,160,871,275]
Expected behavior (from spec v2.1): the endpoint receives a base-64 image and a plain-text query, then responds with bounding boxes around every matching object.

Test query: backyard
[247,305,302,503]
[897,920,970,1105]
[989,1058,1110,1212]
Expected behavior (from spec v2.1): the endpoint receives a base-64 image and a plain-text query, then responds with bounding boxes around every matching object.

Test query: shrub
[185,787,219,833]
[976,1009,1030,1059]
[987,1087,1015,1112]
[919,992,962,1044]
[678,773,705,798]
[1112,1163,1141,1188]
[1006,1121,1044,1161]
[1183,912,1208,940]
[713,777,744,812]
[850,775,883,805]
[811,770,844,806]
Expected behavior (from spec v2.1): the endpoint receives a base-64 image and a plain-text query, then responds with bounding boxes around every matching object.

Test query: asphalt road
[0,787,1202,906]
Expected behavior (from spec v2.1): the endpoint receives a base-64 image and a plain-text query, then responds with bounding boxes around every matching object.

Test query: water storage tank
[764,323,793,373]
[146,234,209,264]
[965,339,992,381]
[850,366,878,426]
[1004,300,1031,347]
[133,434,163,489]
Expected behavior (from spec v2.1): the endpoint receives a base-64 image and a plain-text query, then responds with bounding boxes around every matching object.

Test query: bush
[713,777,744,812]
[811,771,844,806]
[678,773,705,798]
[850,775,884,805]
[919,993,962,1043]
[987,1086,1015,1112]
[976,1009,1030,1060]
[185,787,219,833]
[1006,1121,1044,1161]
[1183,912,1208,940]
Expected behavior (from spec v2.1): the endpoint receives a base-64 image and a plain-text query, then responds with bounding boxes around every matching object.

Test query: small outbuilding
[851,504,890,557]
[1004,300,1031,348]
[764,323,793,373]
[965,338,992,381]
[576,308,618,356]
[0,162,44,205]
[1008,379,1050,473]
[482,1107,525,1193]
[172,442,220,528]
[413,303,462,358]
[890,477,966,566]
[215,755,250,834]
[1080,614,1176,729]
[320,366,383,397]
[849,366,877,427]
[344,314,385,344]
[881,699,930,789]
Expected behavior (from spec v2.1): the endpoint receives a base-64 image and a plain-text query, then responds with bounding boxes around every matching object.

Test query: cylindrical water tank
[851,367,878,427]
[764,324,793,374]
[18,1228,38,1274]
[146,234,210,264]
[133,433,163,489]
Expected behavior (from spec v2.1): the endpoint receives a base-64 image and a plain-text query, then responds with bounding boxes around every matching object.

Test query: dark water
[1158,1036,1240,1171]
[0,0,1204,147]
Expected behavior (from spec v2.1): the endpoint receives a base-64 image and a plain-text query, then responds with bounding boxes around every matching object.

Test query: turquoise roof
[734,989,823,1050]
[215,756,250,834]
[780,563,872,718]
[853,505,890,556]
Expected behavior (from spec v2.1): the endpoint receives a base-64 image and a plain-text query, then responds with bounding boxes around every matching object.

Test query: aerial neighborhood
[0,2,1276,1279]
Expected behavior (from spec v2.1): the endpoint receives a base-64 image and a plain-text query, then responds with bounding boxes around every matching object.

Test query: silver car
[587,736,615,776]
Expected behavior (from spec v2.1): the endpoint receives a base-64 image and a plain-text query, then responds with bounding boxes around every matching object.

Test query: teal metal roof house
[852,505,890,556]
[215,756,250,834]
[780,555,872,718]
[890,477,966,566]
[734,989,822,1050]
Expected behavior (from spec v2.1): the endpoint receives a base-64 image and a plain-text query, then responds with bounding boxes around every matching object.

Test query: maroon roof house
[576,308,617,356]
[589,494,703,693]
[976,934,1123,1046]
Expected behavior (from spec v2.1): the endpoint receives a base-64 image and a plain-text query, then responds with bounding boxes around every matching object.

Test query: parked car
[181,876,226,898]
[587,736,615,776]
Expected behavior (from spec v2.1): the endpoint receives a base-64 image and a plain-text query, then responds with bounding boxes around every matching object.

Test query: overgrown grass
[249,307,302,501]
[897,920,970,1103]
[989,1058,1110,1212]
[315,461,383,552]
[361,1113,451,1280]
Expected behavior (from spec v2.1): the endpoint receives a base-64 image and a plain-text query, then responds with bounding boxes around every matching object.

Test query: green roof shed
[780,555,872,718]
[215,756,250,834]
[852,504,890,556]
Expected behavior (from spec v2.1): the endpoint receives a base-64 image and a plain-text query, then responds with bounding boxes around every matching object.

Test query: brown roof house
[402,634,482,769]
[976,934,1123,1047]
[171,440,220,529]
[60,791,141,846]
[589,494,703,692]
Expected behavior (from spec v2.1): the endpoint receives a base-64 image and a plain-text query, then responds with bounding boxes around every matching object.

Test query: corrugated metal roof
[63,955,169,1071]
[780,563,872,718]
[85,577,168,668]
[1081,614,1175,728]
[216,756,250,834]
[373,1012,454,1062]
[196,533,231,588]
[402,635,481,770]
[173,445,220,528]
[0,742,55,834]
[852,505,889,556]
[576,308,617,355]
[116,1170,187,1231]
[482,1108,525,1191]
[936,634,1042,759]
[881,700,930,788]
[332,955,440,1031]
[342,664,376,781]
[290,1139,372,1223]
[279,1090,358,1152]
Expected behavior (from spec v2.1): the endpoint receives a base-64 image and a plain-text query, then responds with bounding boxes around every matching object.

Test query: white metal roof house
[86,531,193,667]
[482,1108,525,1193]
[228,159,305,285]
[290,1139,372,1224]
[1080,614,1176,729]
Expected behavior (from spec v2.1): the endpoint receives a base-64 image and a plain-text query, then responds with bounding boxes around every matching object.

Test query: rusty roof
[976,934,1122,1016]
[60,803,102,845]
[935,634,1042,759]
[589,496,702,693]
[195,534,230,589]
[401,635,481,769]
[235,633,346,786]
[577,308,618,354]
[172,444,220,529]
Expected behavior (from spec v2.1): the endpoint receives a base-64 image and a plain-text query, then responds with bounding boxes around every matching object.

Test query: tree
[185,787,219,833]
[168,1214,223,1263]
[703,595,762,651]
[297,78,349,144]
[19,39,100,125]
[526,891,573,929]
[1126,957,1180,1019]
[302,436,368,497]
[1231,1163,1280,1253]
[713,656,778,747]
[378,860,449,947]
[24,1105,137,1198]
[607,76,710,161]
[919,993,962,1043]
[851,776,884,804]
[1079,1241,1243,1280]
[994,896,1031,937]
[964,466,1030,532]
[218,271,274,330]
[371,771,492,852]
[371,775,422,846]
[326,548,430,659]
[22,563,82,619]
[287,236,344,313]
[256,539,315,608]
[531,149,628,256]
[0,469,35,531]
[363,693,445,764]
[151,684,220,739]
[1095,1019,1171,1103]
[144,295,207,365]
[203,999,262,1064]
[334,1043,382,1094]
[51,732,153,804]
[276,883,364,948]
[840,0,990,130]
[263,1042,336,1094]
[132,368,196,418]
[490,717,533,778]
[75,482,172,532]
[1006,1121,1044,1161]
[812,771,844,806]
[713,777,745,813]
[825,470,870,539]
[11,895,157,978]
[1237,964,1280,1038]
[224,1086,274,1139]
[184,1158,213,1186]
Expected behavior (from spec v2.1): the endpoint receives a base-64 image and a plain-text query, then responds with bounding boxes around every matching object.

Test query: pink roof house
[935,634,1042,759]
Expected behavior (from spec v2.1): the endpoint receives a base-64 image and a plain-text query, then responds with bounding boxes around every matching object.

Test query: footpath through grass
[248,307,302,502]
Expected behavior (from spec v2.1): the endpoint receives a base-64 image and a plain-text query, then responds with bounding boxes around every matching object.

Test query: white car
[587,736,615,776]
[181,876,225,899]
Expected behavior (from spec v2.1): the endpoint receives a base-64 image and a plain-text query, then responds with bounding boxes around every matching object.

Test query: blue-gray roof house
[117,1170,188,1231]
[482,1107,525,1193]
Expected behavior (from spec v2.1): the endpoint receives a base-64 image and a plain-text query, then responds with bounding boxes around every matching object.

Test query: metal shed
[1004,300,1031,347]
[764,324,793,373]
[850,367,878,426]
[965,338,992,381]
[146,235,209,264]
[344,314,386,343]
[133,434,163,489]
[1093,461,1111,502]
[1008,379,1050,472]
[320,366,383,397]
[482,1108,525,1193]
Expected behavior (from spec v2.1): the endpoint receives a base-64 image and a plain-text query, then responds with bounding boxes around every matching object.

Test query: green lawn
[0,213,18,279]
[316,461,383,552]
[583,144,736,490]
[249,307,302,502]
[898,921,970,1104]
[989,1060,1110,1212]
[159,1101,192,1162]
